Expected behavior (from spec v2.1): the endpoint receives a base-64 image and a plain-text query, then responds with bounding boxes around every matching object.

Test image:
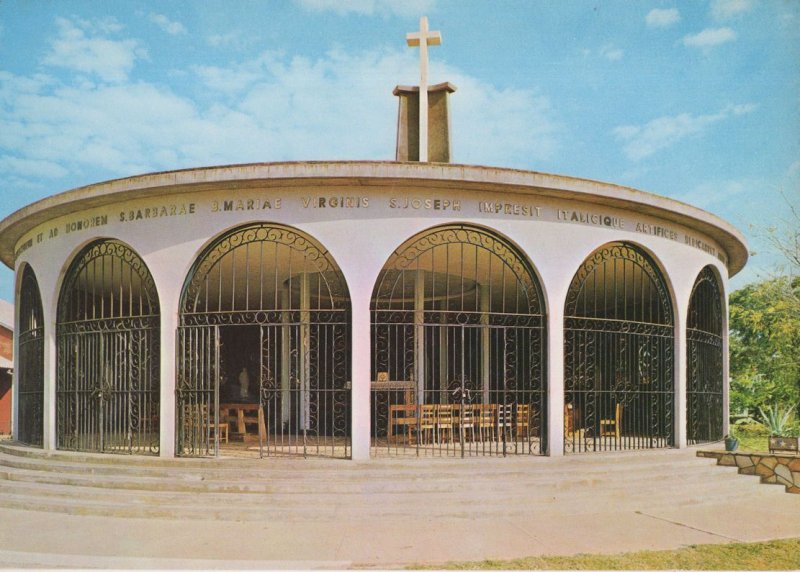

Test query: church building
[0,18,746,460]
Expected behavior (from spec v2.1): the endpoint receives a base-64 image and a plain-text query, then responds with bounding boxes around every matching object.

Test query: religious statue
[239,366,250,399]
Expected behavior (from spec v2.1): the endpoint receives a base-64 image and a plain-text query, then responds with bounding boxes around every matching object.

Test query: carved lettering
[302,196,369,208]
[478,201,541,217]
[388,198,460,211]
[119,204,195,222]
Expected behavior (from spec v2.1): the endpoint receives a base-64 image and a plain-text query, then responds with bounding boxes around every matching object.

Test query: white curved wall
[12,181,731,458]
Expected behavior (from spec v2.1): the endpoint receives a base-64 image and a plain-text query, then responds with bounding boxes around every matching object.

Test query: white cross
[407,16,441,162]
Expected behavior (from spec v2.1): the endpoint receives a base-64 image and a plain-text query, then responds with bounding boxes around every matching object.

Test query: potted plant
[759,403,799,454]
[724,433,739,451]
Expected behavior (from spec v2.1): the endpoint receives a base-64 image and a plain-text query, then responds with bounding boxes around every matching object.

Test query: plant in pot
[759,403,799,454]
[724,433,739,451]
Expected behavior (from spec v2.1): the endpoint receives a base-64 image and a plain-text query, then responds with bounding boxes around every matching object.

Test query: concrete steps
[0,442,782,522]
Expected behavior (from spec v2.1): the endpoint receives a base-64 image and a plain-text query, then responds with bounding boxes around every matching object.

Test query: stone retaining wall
[698,450,800,493]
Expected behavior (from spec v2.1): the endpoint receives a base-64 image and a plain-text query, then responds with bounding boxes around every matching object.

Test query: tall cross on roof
[406,16,441,162]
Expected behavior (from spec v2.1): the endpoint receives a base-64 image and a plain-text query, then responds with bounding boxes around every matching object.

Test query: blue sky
[0,0,798,302]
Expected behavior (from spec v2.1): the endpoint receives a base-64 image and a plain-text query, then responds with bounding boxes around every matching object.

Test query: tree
[729,276,800,415]
[729,194,800,417]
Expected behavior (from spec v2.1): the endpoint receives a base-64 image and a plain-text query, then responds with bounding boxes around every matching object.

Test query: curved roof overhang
[0,161,749,276]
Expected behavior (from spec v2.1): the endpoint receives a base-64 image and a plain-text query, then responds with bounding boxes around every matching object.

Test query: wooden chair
[600,403,622,440]
[419,404,436,444]
[388,404,418,443]
[515,404,530,441]
[497,403,513,441]
[436,404,455,443]
[564,402,582,438]
[477,404,496,442]
[457,404,476,443]
[183,403,228,445]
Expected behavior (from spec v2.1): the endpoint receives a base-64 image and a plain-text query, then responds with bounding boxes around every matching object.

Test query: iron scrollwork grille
[177,223,351,459]
[564,242,675,454]
[17,265,45,447]
[686,266,724,445]
[56,240,160,455]
[370,224,547,457]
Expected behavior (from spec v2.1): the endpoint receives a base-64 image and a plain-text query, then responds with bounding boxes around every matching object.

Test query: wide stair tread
[1,444,785,521]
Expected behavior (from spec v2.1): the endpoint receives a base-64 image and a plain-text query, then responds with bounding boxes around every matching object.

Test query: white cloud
[1,44,562,181]
[646,8,681,28]
[676,179,752,210]
[295,0,435,17]
[192,63,264,95]
[711,0,754,20]
[600,45,624,61]
[0,156,69,179]
[613,103,757,160]
[682,27,737,48]
[581,45,624,62]
[445,71,561,166]
[208,32,242,48]
[149,14,187,36]
[42,17,145,82]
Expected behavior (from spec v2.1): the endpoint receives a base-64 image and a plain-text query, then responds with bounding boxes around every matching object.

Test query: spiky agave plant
[758,403,798,436]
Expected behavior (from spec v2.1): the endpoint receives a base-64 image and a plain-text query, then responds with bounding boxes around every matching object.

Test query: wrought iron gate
[687,266,723,444]
[564,242,674,453]
[371,225,547,457]
[177,223,351,458]
[56,240,160,454]
[17,265,44,447]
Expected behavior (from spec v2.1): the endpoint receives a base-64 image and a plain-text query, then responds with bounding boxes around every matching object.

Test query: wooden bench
[768,436,799,454]
[388,404,418,441]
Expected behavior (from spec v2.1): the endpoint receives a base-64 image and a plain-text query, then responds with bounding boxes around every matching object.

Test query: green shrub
[732,420,769,436]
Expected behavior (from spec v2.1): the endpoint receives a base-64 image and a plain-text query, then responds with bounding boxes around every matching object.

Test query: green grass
[412,537,800,570]
[731,424,770,452]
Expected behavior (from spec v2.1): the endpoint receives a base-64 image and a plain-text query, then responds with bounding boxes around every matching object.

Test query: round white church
[0,19,747,461]
[0,160,747,460]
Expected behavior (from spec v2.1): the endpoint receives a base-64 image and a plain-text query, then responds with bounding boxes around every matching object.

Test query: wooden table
[219,403,266,440]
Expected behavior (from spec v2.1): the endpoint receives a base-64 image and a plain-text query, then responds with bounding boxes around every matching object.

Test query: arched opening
[17,265,44,446]
[371,224,547,457]
[564,242,674,453]
[687,266,724,444]
[56,240,160,454]
[177,223,351,458]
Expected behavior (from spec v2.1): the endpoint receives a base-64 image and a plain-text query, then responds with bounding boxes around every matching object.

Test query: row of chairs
[389,403,531,444]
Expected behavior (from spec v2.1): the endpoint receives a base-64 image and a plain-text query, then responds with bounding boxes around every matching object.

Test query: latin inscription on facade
[211,199,280,212]
[478,202,541,217]
[12,193,730,270]
[302,196,369,208]
[557,209,624,229]
[388,198,460,211]
[635,222,679,241]
[119,204,196,222]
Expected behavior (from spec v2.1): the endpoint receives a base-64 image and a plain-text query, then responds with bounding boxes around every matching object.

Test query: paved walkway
[0,447,798,569]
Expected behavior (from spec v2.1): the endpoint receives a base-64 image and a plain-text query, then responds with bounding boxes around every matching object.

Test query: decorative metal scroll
[686,266,724,444]
[370,224,547,457]
[182,223,348,321]
[56,240,160,455]
[17,265,44,447]
[177,223,351,458]
[564,242,674,454]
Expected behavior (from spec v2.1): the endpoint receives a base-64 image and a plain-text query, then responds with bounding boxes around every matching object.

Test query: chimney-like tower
[394,82,456,163]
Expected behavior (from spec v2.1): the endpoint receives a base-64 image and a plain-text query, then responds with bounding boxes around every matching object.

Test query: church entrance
[370,224,547,457]
[177,223,351,458]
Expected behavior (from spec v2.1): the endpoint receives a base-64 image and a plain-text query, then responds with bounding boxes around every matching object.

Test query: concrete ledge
[698,450,800,493]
